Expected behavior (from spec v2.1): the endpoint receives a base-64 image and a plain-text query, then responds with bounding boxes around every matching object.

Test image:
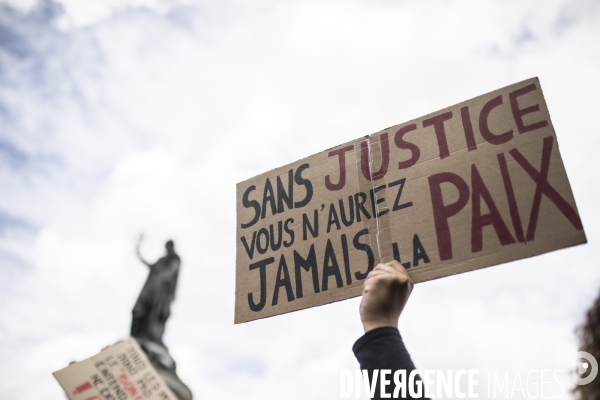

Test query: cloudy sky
[0,0,599,398]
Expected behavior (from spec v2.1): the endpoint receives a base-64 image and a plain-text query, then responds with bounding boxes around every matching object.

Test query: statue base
[135,338,193,400]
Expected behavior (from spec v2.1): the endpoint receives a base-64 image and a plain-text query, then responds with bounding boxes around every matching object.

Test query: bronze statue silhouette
[131,238,180,345]
[63,239,192,399]
[130,237,192,400]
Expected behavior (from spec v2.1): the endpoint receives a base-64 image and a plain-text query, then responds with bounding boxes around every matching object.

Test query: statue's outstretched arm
[136,243,152,267]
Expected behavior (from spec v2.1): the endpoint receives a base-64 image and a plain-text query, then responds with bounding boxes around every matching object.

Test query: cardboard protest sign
[53,338,177,400]
[235,77,586,324]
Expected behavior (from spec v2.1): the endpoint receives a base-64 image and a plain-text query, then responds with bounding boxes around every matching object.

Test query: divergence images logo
[574,351,598,386]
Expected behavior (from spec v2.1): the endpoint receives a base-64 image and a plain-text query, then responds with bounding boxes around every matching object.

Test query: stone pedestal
[135,338,193,400]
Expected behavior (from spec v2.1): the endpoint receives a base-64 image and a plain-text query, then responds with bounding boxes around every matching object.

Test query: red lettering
[497,153,525,242]
[422,111,453,159]
[471,164,515,252]
[73,382,92,394]
[361,133,390,181]
[428,172,470,261]
[394,124,420,169]
[461,106,477,151]
[325,145,354,191]
[509,136,583,241]
[509,83,549,134]
[479,95,513,145]
[118,373,139,397]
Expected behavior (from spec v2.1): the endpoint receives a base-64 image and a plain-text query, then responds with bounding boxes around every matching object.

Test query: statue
[132,237,192,400]
[132,238,180,344]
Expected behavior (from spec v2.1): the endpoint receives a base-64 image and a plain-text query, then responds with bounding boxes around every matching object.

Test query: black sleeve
[353,327,427,399]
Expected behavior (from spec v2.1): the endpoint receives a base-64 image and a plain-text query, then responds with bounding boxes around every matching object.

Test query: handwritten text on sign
[53,338,177,400]
[235,77,586,323]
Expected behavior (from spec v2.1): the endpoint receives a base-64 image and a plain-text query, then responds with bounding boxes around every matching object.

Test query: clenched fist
[359,260,414,333]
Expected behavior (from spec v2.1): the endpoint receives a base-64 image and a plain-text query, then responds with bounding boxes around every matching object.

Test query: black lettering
[354,229,375,280]
[339,195,355,227]
[272,254,295,305]
[91,374,103,386]
[100,388,115,400]
[369,184,388,218]
[261,178,277,219]
[241,185,261,229]
[294,163,313,208]
[341,234,352,285]
[322,239,343,291]
[269,221,283,251]
[277,169,294,213]
[247,257,274,312]
[240,231,257,259]
[326,203,341,233]
[118,353,136,376]
[294,245,320,298]
[354,192,371,222]
[389,178,413,211]
[413,234,430,267]
[127,347,145,370]
[283,218,295,247]
[392,242,411,269]
[256,228,269,254]
[302,210,319,240]
[393,242,401,262]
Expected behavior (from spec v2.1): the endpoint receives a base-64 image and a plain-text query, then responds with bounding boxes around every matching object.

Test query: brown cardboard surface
[235,77,586,323]
[53,338,177,400]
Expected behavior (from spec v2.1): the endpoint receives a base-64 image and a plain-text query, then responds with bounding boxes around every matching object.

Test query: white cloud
[0,0,599,399]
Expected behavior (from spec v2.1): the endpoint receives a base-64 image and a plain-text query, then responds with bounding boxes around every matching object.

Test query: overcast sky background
[0,0,599,399]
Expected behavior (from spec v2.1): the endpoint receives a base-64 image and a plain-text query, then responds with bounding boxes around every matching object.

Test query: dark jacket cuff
[352,326,402,356]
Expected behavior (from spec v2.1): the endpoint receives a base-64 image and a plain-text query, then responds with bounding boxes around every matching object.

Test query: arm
[136,242,152,267]
[353,261,425,399]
